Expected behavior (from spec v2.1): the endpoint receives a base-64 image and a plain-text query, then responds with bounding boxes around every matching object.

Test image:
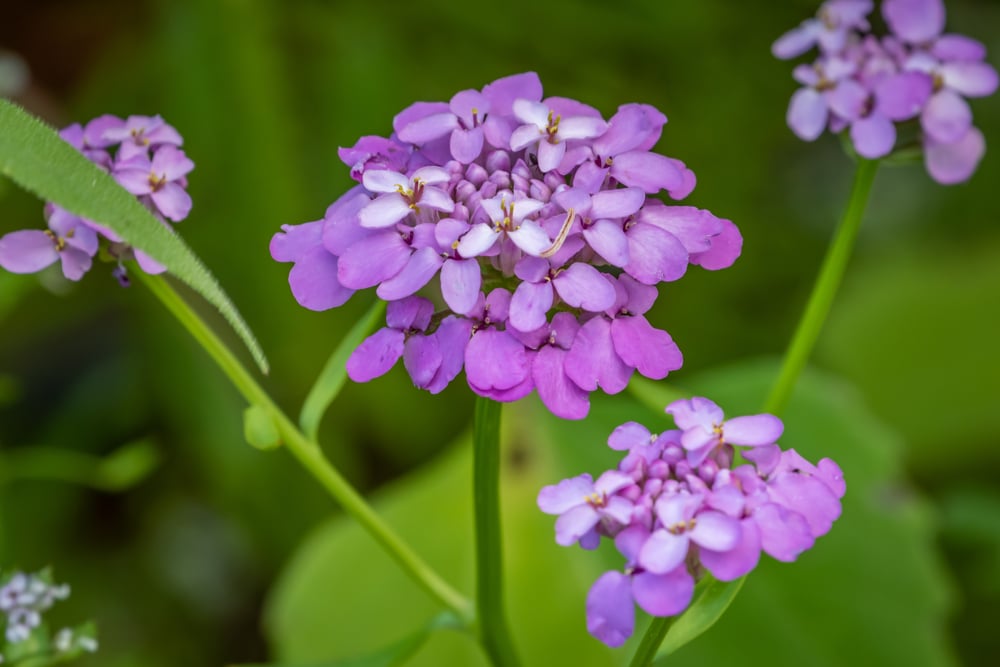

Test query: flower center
[545,111,562,144]
[149,172,167,191]
[584,491,607,508]
[666,517,696,535]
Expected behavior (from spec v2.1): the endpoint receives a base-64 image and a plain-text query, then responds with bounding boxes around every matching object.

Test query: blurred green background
[1,0,998,665]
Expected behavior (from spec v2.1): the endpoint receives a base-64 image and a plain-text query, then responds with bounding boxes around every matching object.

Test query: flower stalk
[473,397,520,667]
[136,271,473,623]
[764,158,879,415]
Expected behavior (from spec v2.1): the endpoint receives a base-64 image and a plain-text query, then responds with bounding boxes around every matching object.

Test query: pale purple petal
[440,258,482,315]
[558,116,607,141]
[555,505,601,546]
[940,62,999,98]
[589,188,645,219]
[386,296,433,331]
[690,510,740,552]
[270,220,323,262]
[638,530,688,575]
[724,414,784,446]
[457,223,498,258]
[397,112,459,144]
[586,571,634,648]
[768,474,842,538]
[403,334,443,389]
[875,71,933,120]
[513,99,550,127]
[361,169,409,194]
[564,317,633,394]
[510,124,542,152]
[922,89,973,144]
[425,316,472,394]
[510,280,554,332]
[925,126,985,184]
[609,152,683,194]
[883,0,945,43]
[289,247,354,311]
[537,139,567,173]
[58,246,93,281]
[553,263,617,312]
[359,193,412,228]
[632,568,694,617]
[418,187,455,214]
[583,220,629,267]
[0,229,59,273]
[337,231,411,289]
[150,146,194,180]
[114,167,153,195]
[624,223,688,285]
[826,79,869,121]
[932,34,986,62]
[346,328,405,382]
[376,247,443,300]
[508,221,552,256]
[451,127,485,163]
[610,315,683,379]
[533,346,590,420]
[772,21,821,59]
[788,87,829,141]
[465,328,528,391]
[690,218,742,270]
[850,113,896,158]
[608,421,653,451]
[537,474,595,514]
[150,182,193,221]
[699,518,761,581]
[754,503,815,562]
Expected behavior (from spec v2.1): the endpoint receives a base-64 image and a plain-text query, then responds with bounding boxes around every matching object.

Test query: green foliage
[244,405,282,451]
[0,99,268,374]
[266,362,954,666]
[0,440,158,491]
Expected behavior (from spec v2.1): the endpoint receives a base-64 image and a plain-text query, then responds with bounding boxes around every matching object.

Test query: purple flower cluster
[0,114,193,284]
[1,571,70,643]
[271,73,742,419]
[774,0,997,183]
[537,397,845,647]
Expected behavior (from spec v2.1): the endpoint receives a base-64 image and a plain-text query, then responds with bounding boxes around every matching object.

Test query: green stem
[764,158,879,415]
[473,397,520,667]
[628,616,675,667]
[137,272,472,622]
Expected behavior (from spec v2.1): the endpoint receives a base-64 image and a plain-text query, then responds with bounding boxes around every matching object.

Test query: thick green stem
[764,158,879,415]
[473,397,520,667]
[137,272,472,622]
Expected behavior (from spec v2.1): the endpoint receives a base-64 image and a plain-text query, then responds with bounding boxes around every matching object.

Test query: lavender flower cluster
[0,571,70,643]
[774,0,997,183]
[538,397,845,647]
[271,73,741,419]
[0,114,193,284]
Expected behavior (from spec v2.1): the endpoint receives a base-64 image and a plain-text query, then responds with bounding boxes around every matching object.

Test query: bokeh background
[1,0,998,665]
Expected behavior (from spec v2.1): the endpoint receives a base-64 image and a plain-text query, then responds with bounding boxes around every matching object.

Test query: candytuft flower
[537,397,845,647]
[774,0,997,183]
[0,114,194,283]
[272,73,742,418]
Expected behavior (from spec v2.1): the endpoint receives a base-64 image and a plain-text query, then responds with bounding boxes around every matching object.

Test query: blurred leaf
[652,576,743,660]
[235,611,462,667]
[244,404,282,451]
[299,300,385,442]
[0,99,268,374]
[0,439,158,491]
[820,238,1000,471]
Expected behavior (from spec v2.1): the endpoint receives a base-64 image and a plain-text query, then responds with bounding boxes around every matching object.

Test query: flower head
[0,114,194,283]
[537,397,845,647]
[774,0,997,183]
[272,73,742,418]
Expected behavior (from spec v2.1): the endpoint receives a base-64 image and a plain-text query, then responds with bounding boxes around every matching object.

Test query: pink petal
[440,258,482,315]
[586,572,634,648]
[610,315,683,379]
[609,151,683,194]
[376,247,443,300]
[583,220,629,267]
[510,280,554,332]
[850,113,896,159]
[632,568,694,617]
[288,247,354,311]
[624,223,688,285]
[940,61,999,98]
[787,87,829,141]
[345,328,405,382]
[553,263,617,312]
[608,421,653,451]
[564,317,632,394]
[925,126,985,184]
[465,328,528,391]
[337,231,411,289]
[922,89,972,144]
[532,346,590,420]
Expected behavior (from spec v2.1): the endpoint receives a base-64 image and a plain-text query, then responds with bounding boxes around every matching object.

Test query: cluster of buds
[271,73,741,418]
[774,0,997,183]
[0,571,70,643]
[0,114,193,284]
[537,397,845,646]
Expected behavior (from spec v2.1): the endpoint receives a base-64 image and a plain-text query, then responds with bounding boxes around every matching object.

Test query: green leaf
[244,404,282,451]
[651,576,743,660]
[233,612,462,667]
[299,300,386,441]
[0,99,268,374]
